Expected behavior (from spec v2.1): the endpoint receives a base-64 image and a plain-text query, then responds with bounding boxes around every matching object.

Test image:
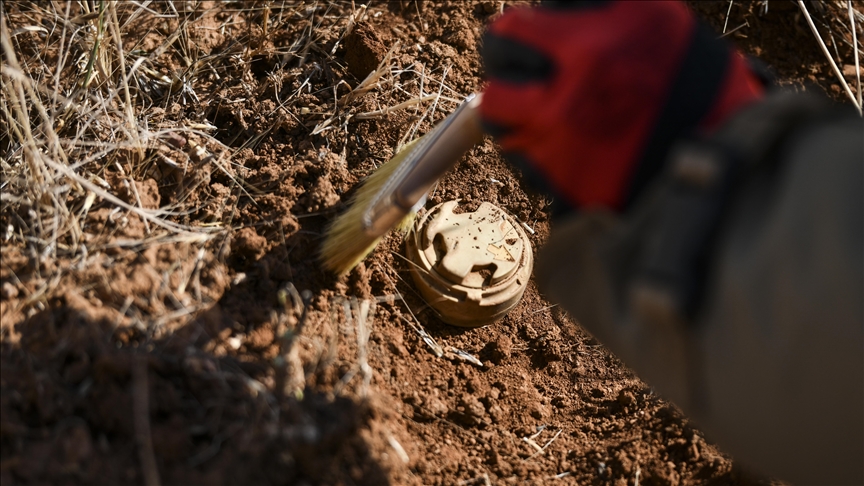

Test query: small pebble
[1,282,19,300]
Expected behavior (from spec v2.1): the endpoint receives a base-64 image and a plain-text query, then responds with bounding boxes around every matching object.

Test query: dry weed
[0,1,462,327]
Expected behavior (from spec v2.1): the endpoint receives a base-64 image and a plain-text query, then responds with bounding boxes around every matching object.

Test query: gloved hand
[481,0,764,212]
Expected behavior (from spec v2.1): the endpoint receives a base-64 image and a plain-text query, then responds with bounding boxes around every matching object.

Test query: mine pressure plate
[405,200,533,327]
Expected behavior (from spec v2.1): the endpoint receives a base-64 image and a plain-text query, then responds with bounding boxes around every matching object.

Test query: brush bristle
[320,137,422,275]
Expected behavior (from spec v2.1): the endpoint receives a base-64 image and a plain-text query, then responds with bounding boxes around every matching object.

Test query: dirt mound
[2,1,858,485]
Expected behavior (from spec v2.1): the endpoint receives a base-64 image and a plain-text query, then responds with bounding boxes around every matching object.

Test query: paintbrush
[320,93,484,275]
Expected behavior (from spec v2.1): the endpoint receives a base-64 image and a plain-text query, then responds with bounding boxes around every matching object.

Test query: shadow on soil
[0,222,391,486]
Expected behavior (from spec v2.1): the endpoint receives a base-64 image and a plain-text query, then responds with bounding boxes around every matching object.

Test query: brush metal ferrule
[362,93,484,238]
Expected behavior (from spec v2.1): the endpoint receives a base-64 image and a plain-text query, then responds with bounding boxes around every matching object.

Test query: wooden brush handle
[363,94,485,236]
[393,94,484,207]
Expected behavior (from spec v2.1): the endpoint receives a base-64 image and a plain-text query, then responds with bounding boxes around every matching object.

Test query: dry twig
[798,0,862,113]
[848,0,862,109]
[133,357,161,486]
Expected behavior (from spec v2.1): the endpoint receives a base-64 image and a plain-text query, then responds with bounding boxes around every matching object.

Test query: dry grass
[798,0,862,113]
[1,2,223,290]
[0,1,463,325]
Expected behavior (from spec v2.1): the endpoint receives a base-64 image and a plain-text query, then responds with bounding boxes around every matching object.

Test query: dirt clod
[528,401,547,420]
[484,334,512,364]
[457,395,487,426]
[231,227,268,262]
[618,389,636,407]
[344,23,387,80]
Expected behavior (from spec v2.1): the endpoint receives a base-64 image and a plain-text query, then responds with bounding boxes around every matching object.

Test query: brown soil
[1,1,859,485]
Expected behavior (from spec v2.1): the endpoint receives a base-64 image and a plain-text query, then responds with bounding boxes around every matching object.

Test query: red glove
[481,1,764,212]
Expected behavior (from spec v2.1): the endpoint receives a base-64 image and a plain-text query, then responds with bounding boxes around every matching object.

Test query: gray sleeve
[535,109,863,484]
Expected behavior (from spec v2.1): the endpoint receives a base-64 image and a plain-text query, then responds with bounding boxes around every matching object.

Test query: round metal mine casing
[405,200,533,327]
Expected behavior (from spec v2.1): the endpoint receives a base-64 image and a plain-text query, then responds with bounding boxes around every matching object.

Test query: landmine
[405,200,532,327]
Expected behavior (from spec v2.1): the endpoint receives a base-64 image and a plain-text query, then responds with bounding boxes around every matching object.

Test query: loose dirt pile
[1,1,860,485]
